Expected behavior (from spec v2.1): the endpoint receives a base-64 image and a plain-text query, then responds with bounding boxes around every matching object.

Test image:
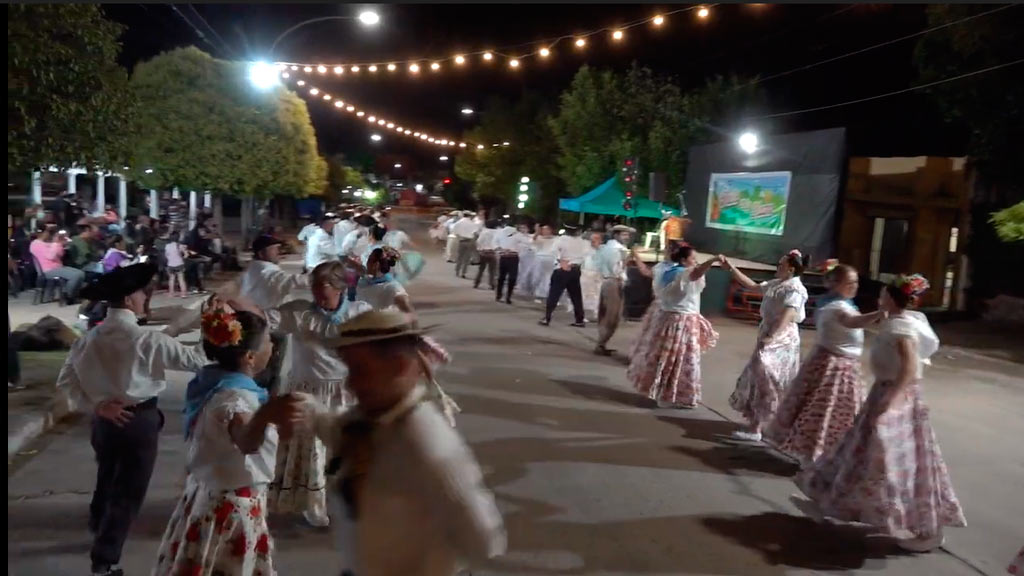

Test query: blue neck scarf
[660,264,687,287]
[359,272,394,286]
[817,291,858,311]
[183,366,268,439]
[313,299,351,325]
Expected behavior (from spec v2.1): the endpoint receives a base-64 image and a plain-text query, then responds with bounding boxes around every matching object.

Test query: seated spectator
[101,234,137,273]
[68,224,103,274]
[29,225,85,303]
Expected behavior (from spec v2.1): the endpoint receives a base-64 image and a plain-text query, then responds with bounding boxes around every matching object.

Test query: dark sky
[103,3,973,167]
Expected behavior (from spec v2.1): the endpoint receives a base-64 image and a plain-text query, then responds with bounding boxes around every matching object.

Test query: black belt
[500,252,519,257]
[127,397,158,411]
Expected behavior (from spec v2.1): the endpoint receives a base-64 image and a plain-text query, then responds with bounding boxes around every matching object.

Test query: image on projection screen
[705,171,792,236]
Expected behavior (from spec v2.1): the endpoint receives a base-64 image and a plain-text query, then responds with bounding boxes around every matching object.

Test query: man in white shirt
[473,220,499,290]
[339,213,377,259]
[239,234,308,394]
[495,221,532,304]
[540,224,588,327]
[304,214,338,272]
[451,210,481,279]
[55,263,208,576]
[593,225,634,356]
[316,310,506,576]
[296,216,318,244]
[332,210,357,256]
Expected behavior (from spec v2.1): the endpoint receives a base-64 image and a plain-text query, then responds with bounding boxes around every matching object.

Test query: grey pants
[89,401,163,568]
[596,278,624,348]
[455,238,475,278]
[474,251,497,288]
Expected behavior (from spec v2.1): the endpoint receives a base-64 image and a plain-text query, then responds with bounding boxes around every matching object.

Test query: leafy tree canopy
[8,4,137,173]
[990,201,1024,243]
[128,47,325,198]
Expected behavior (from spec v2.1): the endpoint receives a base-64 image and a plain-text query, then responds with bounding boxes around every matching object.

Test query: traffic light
[442,178,452,185]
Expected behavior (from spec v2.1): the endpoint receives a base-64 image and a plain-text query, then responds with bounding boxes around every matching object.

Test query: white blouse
[815,300,864,358]
[357,279,408,311]
[869,311,939,381]
[660,269,706,314]
[759,277,809,325]
[649,261,671,301]
[268,299,373,383]
[187,388,277,492]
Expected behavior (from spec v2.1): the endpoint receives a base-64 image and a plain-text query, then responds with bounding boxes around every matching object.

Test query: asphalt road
[8,218,1022,576]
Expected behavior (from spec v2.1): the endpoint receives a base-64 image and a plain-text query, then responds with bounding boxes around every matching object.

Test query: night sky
[103,3,974,168]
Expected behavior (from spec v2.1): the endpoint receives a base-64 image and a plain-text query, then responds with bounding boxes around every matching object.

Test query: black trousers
[497,254,520,302]
[255,332,289,395]
[544,266,584,323]
[89,400,163,568]
[474,251,497,289]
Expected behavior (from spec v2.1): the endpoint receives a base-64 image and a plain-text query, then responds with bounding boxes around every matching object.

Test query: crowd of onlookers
[8,194,241,309]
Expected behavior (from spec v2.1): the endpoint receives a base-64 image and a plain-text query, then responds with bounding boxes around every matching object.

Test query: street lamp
[248,61,280,90]
[144,168,154,174]
[370,134,382,142]
[270,11,381,55]
[439,156,449,161]
[738,131,759,154]
[518,193,529,202]
[520,176,530,184]
[461,108,474,115]
[394,163,402,168]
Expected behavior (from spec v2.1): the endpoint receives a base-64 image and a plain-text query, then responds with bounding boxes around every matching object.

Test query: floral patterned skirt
[268,379,351,518]
[729,323,801,426]
[764,347,865,467]
[628,311,718,406]
[796,380,967,539]
[153,479,273,576]
[1009,546,1024,574]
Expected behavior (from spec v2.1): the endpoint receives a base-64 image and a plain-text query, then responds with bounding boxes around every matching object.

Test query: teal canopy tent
[559,176,679,220]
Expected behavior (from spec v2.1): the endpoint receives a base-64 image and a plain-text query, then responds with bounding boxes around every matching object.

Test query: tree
[324,153,367,203]
[127,47,325,198]
[990,202,1024,243]
[549,65,763,203]
[7,4,137,172]
[455,93,563,219]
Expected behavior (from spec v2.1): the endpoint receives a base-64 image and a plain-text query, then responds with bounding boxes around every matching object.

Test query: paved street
[8,218,1023,576]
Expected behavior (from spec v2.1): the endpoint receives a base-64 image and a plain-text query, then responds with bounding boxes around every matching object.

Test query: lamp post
[270,11,380,56]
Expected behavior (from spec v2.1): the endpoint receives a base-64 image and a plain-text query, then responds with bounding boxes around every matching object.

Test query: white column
[188,190,197,230]
[149,189,159,219]
[67,170,77,196]
[95,173,106,215]
[172,186,180,200]
[203,191,212,209]
[117,176,128,221]
[30,171,42,229]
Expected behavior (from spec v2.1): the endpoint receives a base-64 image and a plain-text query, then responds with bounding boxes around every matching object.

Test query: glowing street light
[520,176,530,183]
[461,108,474,115]
[738,131,759,154]
[248,61,279,90]
[358,11,380,26]
[439,156,449,161]
[370,134,382,142]
[518,193,529,202]
[394,163,402,168]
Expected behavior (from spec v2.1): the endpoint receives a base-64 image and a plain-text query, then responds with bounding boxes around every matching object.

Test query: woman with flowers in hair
[153,305,308,576]
[722,249,810,441]
[628,244,720,408]
[793,274,966,552]
[765,262,885,466]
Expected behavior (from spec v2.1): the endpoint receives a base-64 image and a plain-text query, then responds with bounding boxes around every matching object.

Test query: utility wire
[185,4,237,58]
[168,3,230,57]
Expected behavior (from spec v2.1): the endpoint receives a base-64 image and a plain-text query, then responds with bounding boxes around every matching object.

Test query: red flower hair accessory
[201,307,243,347]
[894,273,930,297]
[788,249,803,259]
[822,258,839,273]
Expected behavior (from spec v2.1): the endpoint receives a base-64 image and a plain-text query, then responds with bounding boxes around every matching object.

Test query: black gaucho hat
[80,262,158,302]
[251,234,284,254]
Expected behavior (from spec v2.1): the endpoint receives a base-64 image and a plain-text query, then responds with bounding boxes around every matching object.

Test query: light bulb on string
[697,6,710,19]
[346,106,355,112]
[377,119,386,125]
[612,30,624,41]
[386,122,394,128]
[351,65,360,73]
[652,14,665,26]
[297,80,306,86]
[356,111,365,117]
[277,63,287,70]
[317,65,327,74]
[333,66,343,74]
[323,94,331,100]
[409,63,420,73]
[334,101,343,108]
[368,65,378,72]
[430,62,441,71]
[509,58,520,69]
[282,72,290,78]
[459,143,467,148]
[575,38,586,48]
[387,63,397,72]
[477,144,485,149]
[454,55,466,65]
[290,65,298,71]
[304,66,312,73]
[539,47,551,58]
[482,52,493,61]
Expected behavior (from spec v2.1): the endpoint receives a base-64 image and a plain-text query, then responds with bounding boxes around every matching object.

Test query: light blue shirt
[596,239,628,279]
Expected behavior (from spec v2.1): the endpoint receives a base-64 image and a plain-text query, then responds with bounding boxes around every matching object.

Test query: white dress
[153,389,277,576]
[267,299,372,523]
[356,278,407,311]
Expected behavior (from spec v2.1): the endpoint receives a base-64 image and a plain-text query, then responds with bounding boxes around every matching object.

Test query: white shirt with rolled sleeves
[475,228,499,252]
[551,234,589,266]
[333,220,357,255]
[451,217,480,240]
[304,227,337,270]
[297,223,319,243]
[815,300,864,358]
[660,269,706,314]
[340,227,371,258]
[264,299,373,385]
[55,308,208,413]
[237,260,308,310]
[316,386,507,576]
[496,227,531,254]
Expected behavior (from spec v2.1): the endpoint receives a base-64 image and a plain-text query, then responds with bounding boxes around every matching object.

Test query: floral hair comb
[822,258,839,273]
[788,249,803,259]
[894,273,930,297]
[201,307,243,347]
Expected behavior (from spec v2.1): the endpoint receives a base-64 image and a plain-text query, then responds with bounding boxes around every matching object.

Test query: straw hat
[328,310,438,348]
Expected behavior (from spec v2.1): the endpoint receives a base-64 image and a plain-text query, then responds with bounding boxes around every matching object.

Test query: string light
[455,55,466,65]
[612,30,624,41]
[317,65,327,74]
[482,52,493,61]
[575,38,586,48]
[333,66,343,74]
[509,58,520,68]
[539,47,551,58]
[697,6,710,19]
[351,65,360,73]
[653,15,665,26]
[430,62,441,71]
[334,101,344,108]
[387,63,397,71]
[303,66,312,73]
[290,65,298,71]
[297,80,305,86]
[323,94,331,100]
[409,63,420,73]
[282,72,290,78]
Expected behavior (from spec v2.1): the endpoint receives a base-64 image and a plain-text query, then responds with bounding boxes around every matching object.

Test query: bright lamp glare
[248,61,279,90]
[518,193,529,202]
[363,190,378,199]
[370,134,382,142]
[439,156,449,161]
[519,184,529,192]
[739,132,759,154]
[358,11,380,26]
[461,108,474,115]
[520,176,530,183]
[517,202,526,209]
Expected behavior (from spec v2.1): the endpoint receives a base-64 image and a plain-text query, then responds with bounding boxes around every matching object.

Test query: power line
[745,58,1023,121]
[741,4,1017,89]
[168,3,230,57]
[185,4,237,58]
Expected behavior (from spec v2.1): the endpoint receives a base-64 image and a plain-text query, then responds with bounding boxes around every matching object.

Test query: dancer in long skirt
[579,230,604,321]
[723,249,809,441]
[266,261,372,527]
[629,245,719,408]
[794,274,966,552]
[765,263,885,466]
[153,308,308,576]
[525,225,557,300]
[629,239,679,352]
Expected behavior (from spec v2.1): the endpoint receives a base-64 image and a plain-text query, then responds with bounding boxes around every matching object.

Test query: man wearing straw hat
[306,309,505,576]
